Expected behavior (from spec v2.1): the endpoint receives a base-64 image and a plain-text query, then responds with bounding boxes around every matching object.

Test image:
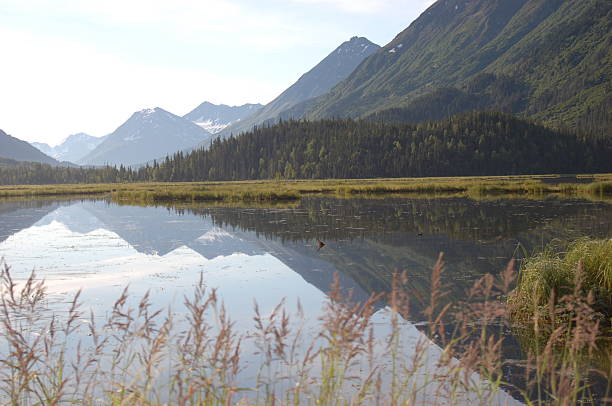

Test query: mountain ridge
[0,129,61,166]
[79,107,212,166]
[300,0,610,136]
[213,36,380,140]
[183,102,262,134]
[32,133,106,164]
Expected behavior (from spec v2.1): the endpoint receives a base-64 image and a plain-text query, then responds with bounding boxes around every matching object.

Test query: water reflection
[0,197,610,315]
[0,197,609,403]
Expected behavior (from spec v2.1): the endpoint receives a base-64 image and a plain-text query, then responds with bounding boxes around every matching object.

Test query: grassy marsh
[0,174,611,203]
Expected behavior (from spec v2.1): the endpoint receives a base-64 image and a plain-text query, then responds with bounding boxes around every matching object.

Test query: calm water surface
[1,196,610,320]
[0,196,610,403]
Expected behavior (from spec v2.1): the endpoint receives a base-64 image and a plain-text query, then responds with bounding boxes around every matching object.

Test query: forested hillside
[0,112,609,185]
[0,157,24,168]
[303,0,611,136]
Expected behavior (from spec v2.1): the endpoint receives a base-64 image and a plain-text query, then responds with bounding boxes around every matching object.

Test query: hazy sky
[0,0,434,145]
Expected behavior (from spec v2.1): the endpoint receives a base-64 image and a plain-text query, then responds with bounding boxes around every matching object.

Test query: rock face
[32,133,106,164]
[214,36,380,140]
[303,0,611,136]
[79,107,212,166]
[0,129,60,165]
[183,102,262,134]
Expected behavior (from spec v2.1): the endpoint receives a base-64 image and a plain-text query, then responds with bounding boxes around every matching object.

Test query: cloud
[0,0,327,51]
[290,0,435,13]
[290,0,388,13]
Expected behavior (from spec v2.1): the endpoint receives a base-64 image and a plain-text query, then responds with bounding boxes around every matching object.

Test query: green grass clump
[581,181,612,198]
[509,238,612,322]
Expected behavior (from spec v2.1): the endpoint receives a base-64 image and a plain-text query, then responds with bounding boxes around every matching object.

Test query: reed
[508,238,611,323]
[1,174,611,203]
[0,250,609,405]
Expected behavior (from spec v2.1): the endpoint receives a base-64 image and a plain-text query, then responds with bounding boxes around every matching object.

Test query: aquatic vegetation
[0,255,609,405]
[507,238,612,403]
[508,238,612,323]
[580,181,612,199]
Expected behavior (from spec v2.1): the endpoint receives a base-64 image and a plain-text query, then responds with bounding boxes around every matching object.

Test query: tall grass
[0,252,609,405]
[1,175,611,202]
[508,238,611,322]
[507,239,611,405]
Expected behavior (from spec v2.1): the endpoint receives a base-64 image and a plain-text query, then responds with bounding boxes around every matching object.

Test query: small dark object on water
[418,232,423,237]
[317,239,326,251]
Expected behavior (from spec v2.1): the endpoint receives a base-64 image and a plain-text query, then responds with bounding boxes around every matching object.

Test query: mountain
[32,133,106,164]
[301,0,611,136]
[30,142,54,157]
[79,108,212,166]
[183,102,262,134]
[215,36,380,139]
[0,157,24,168]
[0,129,60,166]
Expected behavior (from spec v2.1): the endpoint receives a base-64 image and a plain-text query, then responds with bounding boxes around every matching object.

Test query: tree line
[0,112,610,185]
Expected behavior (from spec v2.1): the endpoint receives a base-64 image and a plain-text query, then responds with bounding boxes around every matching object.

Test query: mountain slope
[31,142,55,157]
[183,102,262,134]
[304,0,611,135]
[0,129,60,165]
[80,108,211,166]
[32,133,106,164]
[216,36,380,138]
[0,157,24,168]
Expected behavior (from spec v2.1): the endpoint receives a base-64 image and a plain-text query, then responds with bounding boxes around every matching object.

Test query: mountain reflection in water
[0,197,609,316]
[0,197,609,404]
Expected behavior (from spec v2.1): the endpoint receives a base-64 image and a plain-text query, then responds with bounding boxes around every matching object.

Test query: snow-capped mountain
[183,102,262,134]
[79,107,212,166]
[32,133,106,164]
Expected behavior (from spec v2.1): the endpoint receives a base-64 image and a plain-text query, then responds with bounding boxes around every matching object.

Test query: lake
[0,196,610,404]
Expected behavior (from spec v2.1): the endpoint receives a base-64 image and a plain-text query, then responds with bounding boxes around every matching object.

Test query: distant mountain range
[32,133,106,164]
[214,36,380,139]
[79,107,212,166]
[299,0,610,136]
[0,129,60,166]
[183,102,262,134]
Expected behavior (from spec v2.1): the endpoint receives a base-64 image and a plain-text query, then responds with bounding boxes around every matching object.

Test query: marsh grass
[508,238,611,323]
[0,251,610,405]
[0,174,611,203]
[507,238,611,404]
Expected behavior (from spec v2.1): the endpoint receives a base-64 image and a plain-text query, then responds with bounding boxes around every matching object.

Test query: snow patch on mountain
[183,102,262,134]
[79,107,211,166]
[31,133,106,164]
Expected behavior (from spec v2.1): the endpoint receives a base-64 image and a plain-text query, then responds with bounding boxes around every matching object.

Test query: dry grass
[0,174,611,203]
[0,252,610,405]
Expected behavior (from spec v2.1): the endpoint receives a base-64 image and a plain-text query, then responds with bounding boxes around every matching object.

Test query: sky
[0,0,434,145]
